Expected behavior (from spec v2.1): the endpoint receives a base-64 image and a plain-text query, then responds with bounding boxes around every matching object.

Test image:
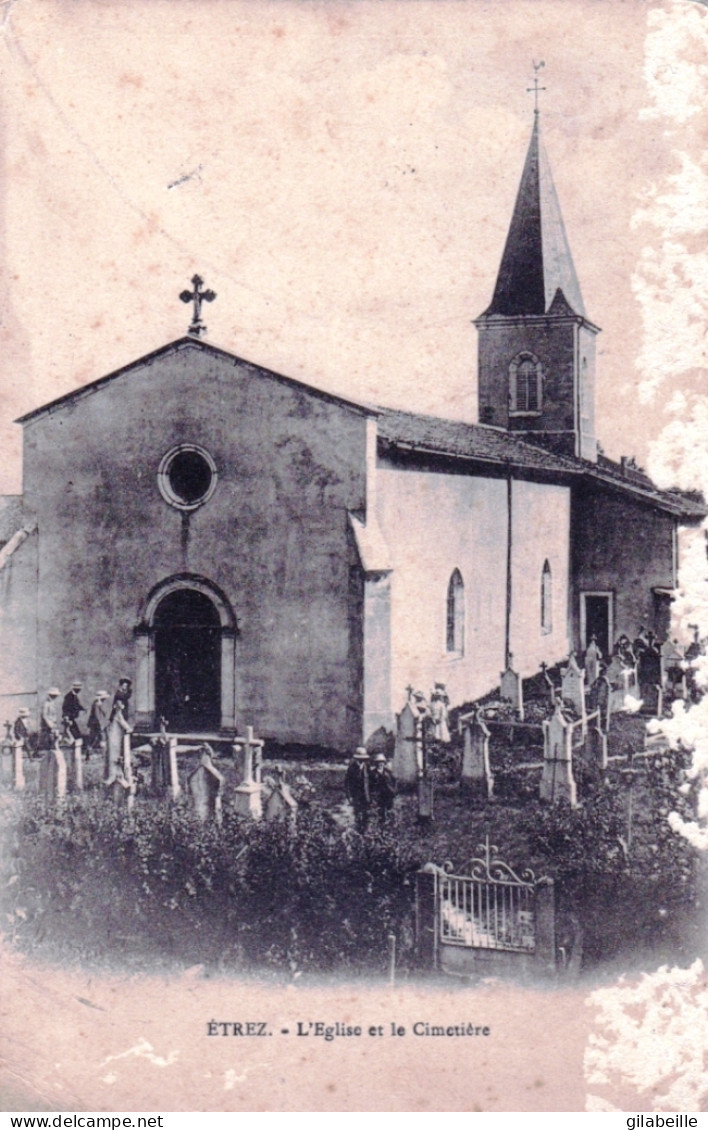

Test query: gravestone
[167,737,180,800]
[540,703,577,806]
[417,777,434,823]
[582,725,608,772]
[392,700,418,786]
[1,722,13,783]
[233,726,264,786]
[263,769,298,826]
[605,654,631,714]
[561,653,586,723]
[459,712,494,799]
[660,639,686,698]
[584,639,602,687]
[638,645,661,713]
[540,663,557,704]
[232,727,262,819]
[107,774,134,810]
[12,740,25,791]
[70,739,84,793]
[39,745,67,802]
[187,747,224,824]
[500,663,523,719]
[151,736,170,795]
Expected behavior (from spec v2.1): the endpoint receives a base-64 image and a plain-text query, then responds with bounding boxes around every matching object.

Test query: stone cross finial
[526,60,546,114]
[180,274,216,337]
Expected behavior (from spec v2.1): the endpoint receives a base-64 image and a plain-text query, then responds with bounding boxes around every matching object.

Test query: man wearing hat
[13,708,34,756]
[62,681,86,743]
[112,677,133,717]
[344,747,371,833]
[369,752,396,825]
[38,687,61,751]
[86,691,110,759]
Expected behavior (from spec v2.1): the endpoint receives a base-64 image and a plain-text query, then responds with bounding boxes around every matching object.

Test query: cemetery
[0,631,702,984]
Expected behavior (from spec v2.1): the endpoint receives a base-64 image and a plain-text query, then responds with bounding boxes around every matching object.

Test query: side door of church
[580,592,612,659]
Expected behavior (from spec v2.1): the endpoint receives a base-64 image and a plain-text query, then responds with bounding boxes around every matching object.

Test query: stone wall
[375,461,571,713]
[477,315,597,459]
[21,341,371,749]
[571,484,676,646]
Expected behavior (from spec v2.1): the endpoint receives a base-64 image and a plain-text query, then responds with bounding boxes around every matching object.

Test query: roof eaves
[379,434,578,479]
[581,466,706,518]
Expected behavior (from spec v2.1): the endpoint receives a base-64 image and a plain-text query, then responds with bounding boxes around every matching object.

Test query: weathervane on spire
[180,275,217,338]
[526,60,546,115]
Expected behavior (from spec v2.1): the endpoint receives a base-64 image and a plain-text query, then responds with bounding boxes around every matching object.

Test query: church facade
[0,113,702,750]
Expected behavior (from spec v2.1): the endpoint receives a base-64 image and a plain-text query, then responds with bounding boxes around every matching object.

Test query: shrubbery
[2,793,422,976]
[0,741,698,975]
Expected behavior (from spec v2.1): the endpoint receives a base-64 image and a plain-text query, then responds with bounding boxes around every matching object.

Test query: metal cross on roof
[180,275,217,338]
[526,60,546,115]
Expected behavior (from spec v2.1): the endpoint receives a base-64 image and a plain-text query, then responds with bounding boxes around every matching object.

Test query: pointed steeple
[485,113,585,317]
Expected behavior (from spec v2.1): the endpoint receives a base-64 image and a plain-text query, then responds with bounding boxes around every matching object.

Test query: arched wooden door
[154,588,221,731]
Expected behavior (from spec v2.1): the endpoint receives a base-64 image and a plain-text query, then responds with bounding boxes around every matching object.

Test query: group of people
[344,747,396,832]
[13,677,136,785]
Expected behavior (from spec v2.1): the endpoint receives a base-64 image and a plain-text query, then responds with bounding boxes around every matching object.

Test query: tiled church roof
[377,407,575,474]
[377,406,705,519]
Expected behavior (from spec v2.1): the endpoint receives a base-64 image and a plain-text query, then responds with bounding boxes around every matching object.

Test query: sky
[0,0,706,493]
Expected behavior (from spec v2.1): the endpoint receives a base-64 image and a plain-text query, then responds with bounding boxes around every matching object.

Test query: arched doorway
[154,588,221,730]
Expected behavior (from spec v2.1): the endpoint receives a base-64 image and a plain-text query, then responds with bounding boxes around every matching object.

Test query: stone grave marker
[660,639,687,698]
[232,727,263,819]
[39,743,67,802]
[69,739,84,793]
[151,737,170,795]
[584,639,602,687]
[540,702,577,806]
[392,700,418,785]
[500,662,523,719]
[561,653,586,721]
[107,774,134,810]
[459,711,494,799]
[188,746,224,824]
[1,722,13,783]
[167,737,180,800]
[263,769,298,826]
[605,654,631,714]
[417,777,434,823]
[638,645,661,714]
[582,725,608,772]
[12,740,25,791]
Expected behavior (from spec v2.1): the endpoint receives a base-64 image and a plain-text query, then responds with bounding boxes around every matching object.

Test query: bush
[2,793,422,976]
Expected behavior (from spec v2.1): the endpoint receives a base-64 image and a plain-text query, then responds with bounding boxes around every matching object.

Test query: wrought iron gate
[437,838,537,953]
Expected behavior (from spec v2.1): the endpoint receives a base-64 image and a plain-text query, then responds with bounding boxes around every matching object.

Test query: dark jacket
[345,759,370,808]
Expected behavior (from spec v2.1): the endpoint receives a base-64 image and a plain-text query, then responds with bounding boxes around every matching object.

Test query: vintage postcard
[1,0,707,1115]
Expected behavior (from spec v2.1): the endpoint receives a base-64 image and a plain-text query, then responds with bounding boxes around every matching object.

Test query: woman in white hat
[38,687,61,752]
[87,691,110,759]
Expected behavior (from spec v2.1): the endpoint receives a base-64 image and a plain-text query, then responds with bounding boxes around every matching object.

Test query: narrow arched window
[509,353,543,414]
[446,569,465,654]
[541,559,552,635]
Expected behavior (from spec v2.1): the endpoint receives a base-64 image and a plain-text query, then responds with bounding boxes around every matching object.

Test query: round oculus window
[158,445,217,511]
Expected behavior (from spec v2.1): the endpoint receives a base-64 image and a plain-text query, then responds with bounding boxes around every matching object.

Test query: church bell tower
[474,105,599,462]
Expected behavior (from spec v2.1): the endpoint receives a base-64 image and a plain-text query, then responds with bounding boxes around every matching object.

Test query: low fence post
[533,877,556,977]
[12,740,25,791]
[415,865,438,970]
[168,737,180,801]
[73,739,84,793]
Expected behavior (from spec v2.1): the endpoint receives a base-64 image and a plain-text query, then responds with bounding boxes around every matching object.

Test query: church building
[0,111,702,750]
